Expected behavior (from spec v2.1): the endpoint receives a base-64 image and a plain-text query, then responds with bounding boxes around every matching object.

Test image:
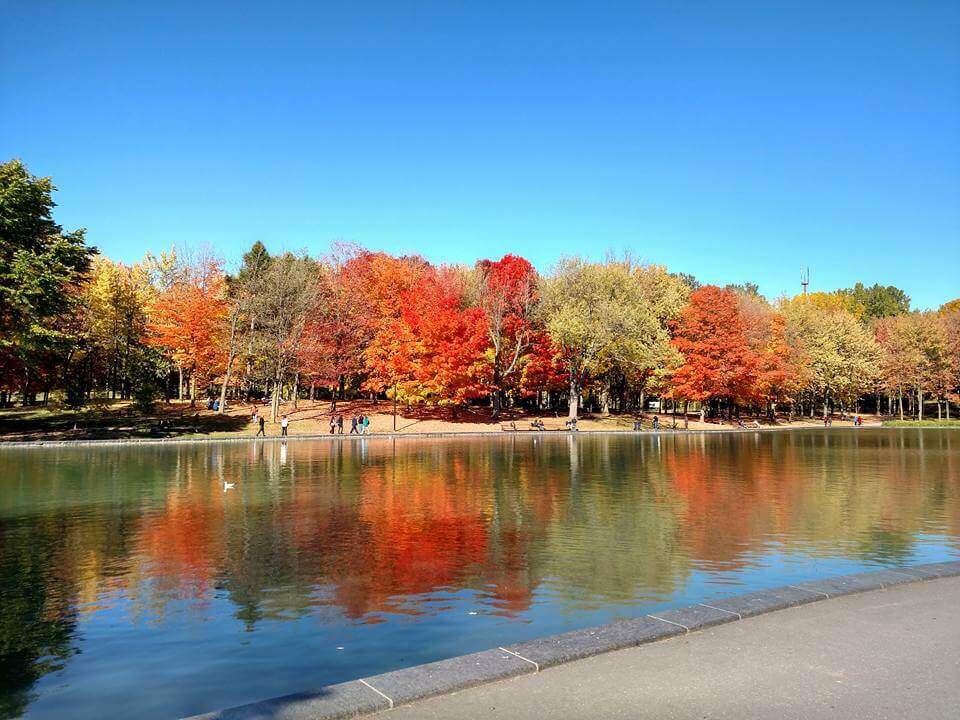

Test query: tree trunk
[568,377,580,420]
[600,380,611,416]
[271,360,284,423]
[292,372,300,410]
[491,365,503,419]
[178,366,184,401]
[683,400,689,429]
[917,386,923,421]
[189,373,197,407]
[898,388,904,420]
[218,308,241,414]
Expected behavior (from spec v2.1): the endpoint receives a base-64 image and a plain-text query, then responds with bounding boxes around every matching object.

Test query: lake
[1,429,957,719]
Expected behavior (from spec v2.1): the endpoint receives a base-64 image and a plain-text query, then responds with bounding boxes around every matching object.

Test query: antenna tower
[800,267,810,296]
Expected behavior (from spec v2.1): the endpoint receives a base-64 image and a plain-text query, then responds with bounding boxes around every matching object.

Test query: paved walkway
[388,576,960,720]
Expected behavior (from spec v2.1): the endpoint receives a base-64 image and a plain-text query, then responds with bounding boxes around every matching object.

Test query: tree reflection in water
[0,429,956,719]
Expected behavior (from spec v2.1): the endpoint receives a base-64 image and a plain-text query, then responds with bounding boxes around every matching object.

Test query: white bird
[223,481,236,491]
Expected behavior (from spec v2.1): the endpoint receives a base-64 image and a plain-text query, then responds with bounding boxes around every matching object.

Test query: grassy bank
[882,419,960,428]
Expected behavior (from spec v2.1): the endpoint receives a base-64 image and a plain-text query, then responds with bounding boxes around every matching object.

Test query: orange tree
[147,258,228,405]
[670,285,759,420]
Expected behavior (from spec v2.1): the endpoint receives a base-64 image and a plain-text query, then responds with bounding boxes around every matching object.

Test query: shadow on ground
[0,404,250,442]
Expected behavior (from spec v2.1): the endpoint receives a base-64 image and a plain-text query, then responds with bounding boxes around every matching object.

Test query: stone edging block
[360,648,536,706]
[503,615,684,670]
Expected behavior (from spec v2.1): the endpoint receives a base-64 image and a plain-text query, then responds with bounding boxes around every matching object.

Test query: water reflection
[0,429,957,719]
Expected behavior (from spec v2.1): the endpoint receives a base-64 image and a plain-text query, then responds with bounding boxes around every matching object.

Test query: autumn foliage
[670,287,758,407]
[146,258,228,400]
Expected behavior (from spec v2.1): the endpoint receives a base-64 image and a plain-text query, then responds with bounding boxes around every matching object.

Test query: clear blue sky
[3,0,958,308]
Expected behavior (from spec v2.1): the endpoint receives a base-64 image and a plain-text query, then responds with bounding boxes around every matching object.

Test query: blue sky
[2,0,958,308]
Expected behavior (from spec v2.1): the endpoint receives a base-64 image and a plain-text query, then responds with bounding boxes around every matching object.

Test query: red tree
[475,255,538,416]
[367,266,490,407]
[297,253,369,401]
[518,330,568,398]
[670,286,758,419]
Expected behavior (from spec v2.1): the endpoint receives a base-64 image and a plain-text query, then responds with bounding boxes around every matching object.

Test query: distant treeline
[2,159,958,421]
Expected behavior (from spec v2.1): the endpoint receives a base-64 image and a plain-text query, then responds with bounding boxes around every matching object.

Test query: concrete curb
[1,424,944,449]
[181,560,960,720]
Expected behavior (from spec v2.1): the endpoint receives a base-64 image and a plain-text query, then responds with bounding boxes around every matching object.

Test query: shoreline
[183,560,960,720]
[1,423,954,449]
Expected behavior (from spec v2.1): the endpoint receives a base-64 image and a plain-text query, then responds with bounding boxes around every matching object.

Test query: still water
[1,429,958,719]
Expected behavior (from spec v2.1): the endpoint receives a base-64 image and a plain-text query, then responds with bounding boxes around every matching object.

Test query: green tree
[250,252,318,422]
[0,159,95,402]
[724,282,761,297]
[839,282,910,320]
[217,241,273,413]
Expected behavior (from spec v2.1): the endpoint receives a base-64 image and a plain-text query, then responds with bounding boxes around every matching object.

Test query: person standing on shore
[256,415,266,437]
[281,415,289,437]
[337,415,344,434]
[329,416,336,434]
[350,416,358,434]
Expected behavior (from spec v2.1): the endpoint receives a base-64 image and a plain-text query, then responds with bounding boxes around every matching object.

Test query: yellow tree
[782,296,879,416]
[876,313,951,420]
[83,257,154,398]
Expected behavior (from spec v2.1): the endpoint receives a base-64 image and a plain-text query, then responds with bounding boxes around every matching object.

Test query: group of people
[245,406,374,437]
[250,407,290,437]
[822,414,863,427]
[329,414,371,435]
